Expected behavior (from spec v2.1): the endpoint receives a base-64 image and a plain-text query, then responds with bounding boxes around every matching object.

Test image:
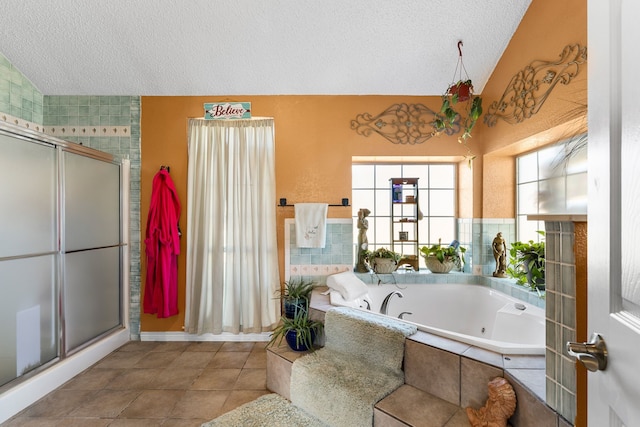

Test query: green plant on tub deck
[267,306,323,352]
[506,231,546,291]
[366,247,402,274]
[276,277,314,319]
[420,239,466,274]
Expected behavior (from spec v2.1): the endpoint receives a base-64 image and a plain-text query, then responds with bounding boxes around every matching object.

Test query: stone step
[374,384,470,427]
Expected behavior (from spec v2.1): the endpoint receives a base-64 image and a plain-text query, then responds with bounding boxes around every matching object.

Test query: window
[352,162,457,265]
[516,136,587,242]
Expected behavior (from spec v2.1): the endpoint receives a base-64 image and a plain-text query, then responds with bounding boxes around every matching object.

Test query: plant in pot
[506,231,545,291]
[420,239,466,274]
[277,277,314,319]
[267,306,323,352]
[432,79,483,164]
[368,247,402,274]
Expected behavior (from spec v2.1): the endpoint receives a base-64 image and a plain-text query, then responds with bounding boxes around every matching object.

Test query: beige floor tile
[118,389,185,419]
[105,368,164,390]
[55,418,112,426]
[5,341,270,426]
[21,389,97,418]
[169,351,216,368]
[94,351,147,369]
[207,351,250,369]
[107,419,164,426]
[234,368,266,390]
[148,367,203,390]
[68,389,141,418]
[61,368,123,390]
[190,368,241,390]
[219,342,256,352]
[118,341,161,352]
[133,351,181,369]
[221,390,272,413]
[150,342,192,352]
[185,342,223,352]
[161,419,208,427]
[244,351,267,369]
[170,390,231,420]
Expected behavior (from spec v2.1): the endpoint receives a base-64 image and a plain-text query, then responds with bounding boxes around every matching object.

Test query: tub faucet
[380,291,403,315]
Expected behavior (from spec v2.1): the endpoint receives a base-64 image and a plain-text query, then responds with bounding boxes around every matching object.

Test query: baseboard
[140,331,271,342]
[0,328,130,424]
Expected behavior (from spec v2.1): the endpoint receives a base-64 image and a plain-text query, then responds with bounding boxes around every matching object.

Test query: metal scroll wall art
[350,103,460,145]
[483,44,587,127]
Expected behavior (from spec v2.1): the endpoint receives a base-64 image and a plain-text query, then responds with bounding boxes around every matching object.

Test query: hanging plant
[433,80,483,163]
[432,42,484,165]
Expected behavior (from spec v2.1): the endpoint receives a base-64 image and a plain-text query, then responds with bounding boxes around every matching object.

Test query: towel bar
[278,198,350,207]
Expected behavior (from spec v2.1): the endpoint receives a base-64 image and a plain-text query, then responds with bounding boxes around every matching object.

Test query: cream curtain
[185,118,280,334]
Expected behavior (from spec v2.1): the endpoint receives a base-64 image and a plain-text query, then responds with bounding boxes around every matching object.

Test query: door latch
[566,333,608,372]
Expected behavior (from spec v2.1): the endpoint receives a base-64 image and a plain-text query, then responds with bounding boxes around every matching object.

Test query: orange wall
[474,0,588,217]
[139,0,588,332]
[140,95,468,331]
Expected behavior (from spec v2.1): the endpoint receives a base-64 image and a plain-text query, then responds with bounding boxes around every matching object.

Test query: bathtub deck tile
[407,331,472,356]
[461,346,504,369]
[505,368,545,400]
[404,340,461,406]
[459,357,504,409]
[503,354,545,370]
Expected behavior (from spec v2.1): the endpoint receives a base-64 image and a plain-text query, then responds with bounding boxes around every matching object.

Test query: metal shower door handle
[566,333,608,372]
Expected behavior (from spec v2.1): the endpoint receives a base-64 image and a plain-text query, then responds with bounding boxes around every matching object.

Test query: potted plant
[420,239,466,274]
[506,231,545,290]
[368,247,402,274]
[267,307,323,352]
[277,277,314,319]
[432,79,483,161]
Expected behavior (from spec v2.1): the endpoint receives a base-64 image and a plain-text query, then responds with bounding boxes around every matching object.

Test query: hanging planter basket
[448,80,473,102]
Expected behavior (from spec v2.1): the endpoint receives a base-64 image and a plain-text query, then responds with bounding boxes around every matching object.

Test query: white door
[587,0,640,425]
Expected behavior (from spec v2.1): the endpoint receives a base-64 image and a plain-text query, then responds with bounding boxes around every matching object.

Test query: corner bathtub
[330,283,545,355]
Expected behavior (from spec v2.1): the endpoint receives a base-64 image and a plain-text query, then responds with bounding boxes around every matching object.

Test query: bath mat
[290,307,417,427]
[201,393,328,427]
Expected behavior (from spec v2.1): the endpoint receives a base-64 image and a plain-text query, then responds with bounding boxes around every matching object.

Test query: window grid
[352,163,457,261]
[516,136,587,242]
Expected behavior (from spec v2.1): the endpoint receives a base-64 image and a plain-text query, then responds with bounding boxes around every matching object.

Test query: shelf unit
[390,178,419,270]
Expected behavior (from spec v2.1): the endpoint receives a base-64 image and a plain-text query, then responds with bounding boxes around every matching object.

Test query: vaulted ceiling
[0,0,532,96]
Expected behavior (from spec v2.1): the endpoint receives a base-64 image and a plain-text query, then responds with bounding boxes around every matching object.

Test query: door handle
[566,333,608,372]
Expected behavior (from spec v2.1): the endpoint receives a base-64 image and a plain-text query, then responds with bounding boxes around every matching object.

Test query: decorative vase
[425,255,455,274]
[285,329,316,352]
[373,257,397,274]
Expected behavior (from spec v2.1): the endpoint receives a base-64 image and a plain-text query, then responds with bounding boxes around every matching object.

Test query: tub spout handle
[380,291,403,315]
[398,311,412,320]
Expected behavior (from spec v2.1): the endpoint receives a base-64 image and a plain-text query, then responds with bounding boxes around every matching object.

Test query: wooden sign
[204,102,252,120]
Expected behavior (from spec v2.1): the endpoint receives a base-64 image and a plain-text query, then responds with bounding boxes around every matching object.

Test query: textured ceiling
[0,0,532,96]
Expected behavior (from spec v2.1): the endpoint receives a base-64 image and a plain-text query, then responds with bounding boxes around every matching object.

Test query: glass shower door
[0,132,58,388]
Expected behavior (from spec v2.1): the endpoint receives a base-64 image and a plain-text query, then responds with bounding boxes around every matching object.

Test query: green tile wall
[43,95,142,340]
[0,52,44,123]
[544,221,577,423]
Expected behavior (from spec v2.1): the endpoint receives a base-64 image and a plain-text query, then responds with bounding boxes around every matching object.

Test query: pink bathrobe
[144,169,181,318]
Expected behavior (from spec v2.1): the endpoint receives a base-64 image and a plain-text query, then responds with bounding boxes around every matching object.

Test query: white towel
[295,203,328,248]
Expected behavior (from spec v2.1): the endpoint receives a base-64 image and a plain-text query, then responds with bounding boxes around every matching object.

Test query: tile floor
[4,341,270,426]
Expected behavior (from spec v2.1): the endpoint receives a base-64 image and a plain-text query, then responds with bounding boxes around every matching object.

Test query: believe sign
[204,102,252,120]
